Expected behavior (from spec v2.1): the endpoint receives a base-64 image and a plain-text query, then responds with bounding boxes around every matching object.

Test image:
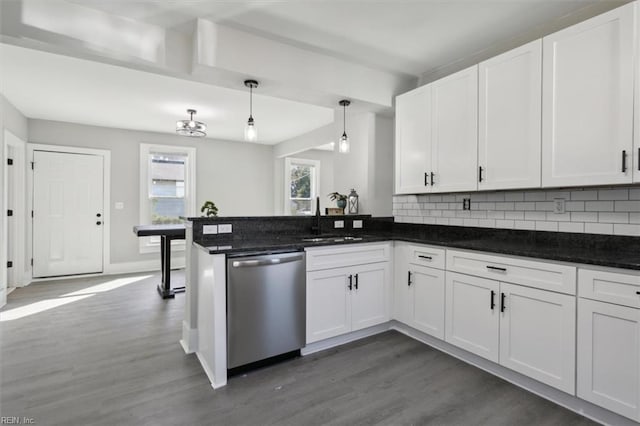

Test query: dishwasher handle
[231,254,304,268]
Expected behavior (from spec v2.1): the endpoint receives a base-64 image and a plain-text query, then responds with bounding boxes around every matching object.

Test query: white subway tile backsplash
[394,186,640,236]
[615,201,640,212]
[571,212,598,222]
[559,222,584,233]
[496,219,515,229]
[524,211,546,221]
[613,224,640,236]
[584,223,614,235]
[536,221,559,232]
[505,211,525,220]
[565,201,585,212]
[571,190,598,200]
[585,201,614,212]
[598,212,629,224]
[598,189,628,200]
[524,191,546,201]
[505,192,524,202]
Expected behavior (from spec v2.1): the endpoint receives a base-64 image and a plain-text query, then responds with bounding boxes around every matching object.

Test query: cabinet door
[478,40,542,190]
[499,283,576,394]
[411,265,445,339]
[445,272,500,362]
[393,243,412,325]
[431,65,478,193]
[635,5,640,185]
[542,3,635,187]
[306,268,352,344]
[395,85,432,194]
[578,299,640,421]
[351,262,390,331]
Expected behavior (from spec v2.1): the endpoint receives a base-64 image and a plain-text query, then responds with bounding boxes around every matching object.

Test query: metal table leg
[157,235,175,299]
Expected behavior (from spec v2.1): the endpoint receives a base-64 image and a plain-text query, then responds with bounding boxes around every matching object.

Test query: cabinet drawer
[408,244,445,270]
[579,268,640,308]
[446,249,576,295]
[306,242,391,271]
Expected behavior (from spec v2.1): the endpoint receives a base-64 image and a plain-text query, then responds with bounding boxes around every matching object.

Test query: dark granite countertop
[133,224,186,238]
[192,221,640,271]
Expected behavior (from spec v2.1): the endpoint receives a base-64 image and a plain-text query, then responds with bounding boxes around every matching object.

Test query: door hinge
[7,209,13,216]
[7,158,13,165]
[7,261,13,268]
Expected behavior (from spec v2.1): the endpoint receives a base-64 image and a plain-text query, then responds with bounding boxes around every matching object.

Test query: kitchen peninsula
[180,214,640,425]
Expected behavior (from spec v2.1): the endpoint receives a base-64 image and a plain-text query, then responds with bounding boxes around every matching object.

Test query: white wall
[28,119,274,266]
[274,112,394,216]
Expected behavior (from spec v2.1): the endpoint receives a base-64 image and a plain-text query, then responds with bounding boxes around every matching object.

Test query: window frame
[139,143,196,254]
[283,157,320,216]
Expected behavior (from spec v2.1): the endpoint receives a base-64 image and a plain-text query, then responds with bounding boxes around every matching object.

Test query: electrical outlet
[353,220,363,229]
[203,225,218,234]
[463,198,471,210]
[553,198,566,214]
[218,224,232,233]
[334,220,344,229]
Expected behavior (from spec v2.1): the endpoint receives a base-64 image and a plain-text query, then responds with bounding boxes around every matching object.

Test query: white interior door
[33,150,104,277]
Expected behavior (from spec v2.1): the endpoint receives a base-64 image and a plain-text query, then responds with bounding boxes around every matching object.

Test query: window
[284,158,320,215]
[139,144,196,253]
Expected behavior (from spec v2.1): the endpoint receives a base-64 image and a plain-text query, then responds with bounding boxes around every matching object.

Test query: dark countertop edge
[193,236,640,271]
[182,214,375,221]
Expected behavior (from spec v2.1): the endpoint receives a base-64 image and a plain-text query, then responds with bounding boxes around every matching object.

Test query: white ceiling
[64,0,627,77]
[1,0,629,143]
[0,44,335,144]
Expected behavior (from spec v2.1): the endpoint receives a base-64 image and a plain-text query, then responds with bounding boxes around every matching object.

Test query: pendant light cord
[249,85,253,119]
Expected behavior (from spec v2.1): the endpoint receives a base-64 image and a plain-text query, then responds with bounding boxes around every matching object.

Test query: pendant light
[244,79,259,142]
[338,100,351,154]
[176,109,206,137]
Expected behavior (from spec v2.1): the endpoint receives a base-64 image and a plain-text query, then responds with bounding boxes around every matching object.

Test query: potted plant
[200,201,219,217]
[328,192,348,210]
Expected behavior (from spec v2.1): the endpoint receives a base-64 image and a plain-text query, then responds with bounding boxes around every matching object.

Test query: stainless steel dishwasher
[226,251,306,369]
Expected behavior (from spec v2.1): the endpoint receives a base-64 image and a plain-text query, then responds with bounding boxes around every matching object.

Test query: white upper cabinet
[395,84,432,194]
[478,40,542,190]
[635,4,640,184]
[542,2,636,187]
[430,65,479,193]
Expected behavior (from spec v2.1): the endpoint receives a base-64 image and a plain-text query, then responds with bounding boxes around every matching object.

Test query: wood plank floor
[1,272,596,426]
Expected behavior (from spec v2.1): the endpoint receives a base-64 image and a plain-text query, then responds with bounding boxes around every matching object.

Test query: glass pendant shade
[176,109,206,137]
[245,116,257,142]
[338,99,351,154]
[244,80,259,142]
[339,132,350,153]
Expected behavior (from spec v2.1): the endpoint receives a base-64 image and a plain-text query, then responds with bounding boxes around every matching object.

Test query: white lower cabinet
[394,243,446,338]
[499,282,576,394]
[577,266,640,422]
[306,261,390,344]
[445,271,576,393]
[445,272,500,362]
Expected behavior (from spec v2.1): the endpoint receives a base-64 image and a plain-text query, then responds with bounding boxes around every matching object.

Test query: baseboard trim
[196,351,226,389]
[301,323,391,356]
[180,320,197,354]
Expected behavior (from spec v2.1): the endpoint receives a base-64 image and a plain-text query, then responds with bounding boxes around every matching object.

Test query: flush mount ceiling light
[338,99,351,154]
[244,79,259,142]
[176,109,206,137]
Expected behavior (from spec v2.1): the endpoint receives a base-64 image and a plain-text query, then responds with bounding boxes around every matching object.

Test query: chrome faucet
[312,196,321,235]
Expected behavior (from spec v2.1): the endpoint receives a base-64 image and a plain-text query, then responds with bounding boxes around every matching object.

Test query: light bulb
[245,119,257,142]
[188,120,196,129]
[339,133,350,154]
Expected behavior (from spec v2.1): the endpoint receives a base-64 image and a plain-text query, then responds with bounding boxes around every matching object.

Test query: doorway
[2,130,27,306]
[30,146,110,278]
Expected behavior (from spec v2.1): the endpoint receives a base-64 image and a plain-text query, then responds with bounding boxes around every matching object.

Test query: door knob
[96,221,102,225]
